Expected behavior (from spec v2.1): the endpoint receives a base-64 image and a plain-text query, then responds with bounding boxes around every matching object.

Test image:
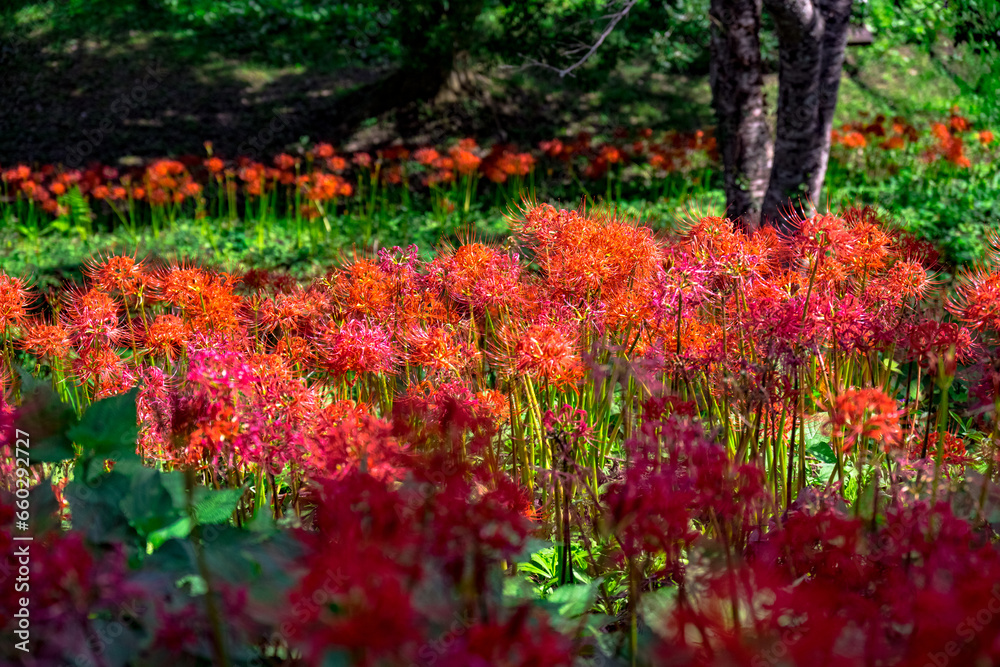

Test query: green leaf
[194,487,244,524]
[177,573,209,596]
[26,482,61,535]
[546,578,604,618]
[119,465,184,537]
[158,470,191,510]
[65,472,141,547]
[13,367,78,464]
[148,517,193,551]
[807,440,837,464]
[67,388,140,460]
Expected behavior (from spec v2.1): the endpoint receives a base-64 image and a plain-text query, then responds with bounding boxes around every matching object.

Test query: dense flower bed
[2,202,1000,665]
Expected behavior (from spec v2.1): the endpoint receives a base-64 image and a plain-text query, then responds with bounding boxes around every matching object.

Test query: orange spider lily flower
[827,387,902,453]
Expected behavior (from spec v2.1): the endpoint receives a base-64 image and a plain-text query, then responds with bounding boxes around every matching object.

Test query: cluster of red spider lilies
[831,107,995,167]
[3,202,1000,665]
[0,128,716,235]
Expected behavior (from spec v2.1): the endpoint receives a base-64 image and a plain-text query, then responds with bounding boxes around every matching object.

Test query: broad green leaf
[194,487,244,524]
[120,465,184,536]
[13,367,78,464]
[67,388,140,460]
[546,578,604,618]
[148,517,193,551]
[807,441,837,464]
[65,472,141,547]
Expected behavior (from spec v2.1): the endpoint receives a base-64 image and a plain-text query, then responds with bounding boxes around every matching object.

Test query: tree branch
[512,0,639,78]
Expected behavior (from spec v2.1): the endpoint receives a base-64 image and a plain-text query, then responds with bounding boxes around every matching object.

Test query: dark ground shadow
[0,3,716,166]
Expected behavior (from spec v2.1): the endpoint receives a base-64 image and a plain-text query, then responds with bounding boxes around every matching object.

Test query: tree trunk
[320,0,485,137]
[761,0,853,230]
[709,0,773,230]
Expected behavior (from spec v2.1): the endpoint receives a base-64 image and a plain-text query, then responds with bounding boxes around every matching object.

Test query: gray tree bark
[709,0,773,230]
[760,0,854,229]
[709,0,853,233]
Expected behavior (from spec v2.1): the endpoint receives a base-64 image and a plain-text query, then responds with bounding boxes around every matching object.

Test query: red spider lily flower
[330,258,399,321]
[65,287,125,346]
[0,273,32,330]
[511,203,662,300]
[827,387,902,452]
[273,333,316,366]
[582,157,608,180]
[273,153,297,170]
[380,145,411,162]
[949,110,971,133]
[438,609,574,666]
[381,164,403,185]
[482,162,507,184]
[2,164,31,181]
[237,164,262,184]
[431,155,455,171]
[543,403,592,448]
[306,172,349,201]
[413,147,440,165]
[905,431,972,465]
[796,213,854,266]
[148,159,187,178]
[156,265,242,334]
[142,314,189,362]
[84,253,148,297]
[931,121,951,142]
[905,319,974,375]
[314,142,335,159]
[49,181,66,196]
[945,136,971,167]
[515,152,536,175]
[426,169,454,186]
[450,148,481,175]
[326,155,347,173]
[979,130,995,145]
[880,135,906,150]
[180,181,202,197]
[841,213,894,273]
[599,144,623,164]
[204,157,225,173]
[318,318,396,377]
[258,289,324,336]
[73,343,135,399]
[432,242,523,312]
[474,388,510,427]
[511,322,584,388]
[149,187,171,204]
[861,259,932,313]
[352,151,372,168]
[539,138,565,159]
[404,324,475,375]
[842,131,867,149]
[19,319,72,362]
[948,266,1000,333]
[312,408,406,481]
[864,120,886,137]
